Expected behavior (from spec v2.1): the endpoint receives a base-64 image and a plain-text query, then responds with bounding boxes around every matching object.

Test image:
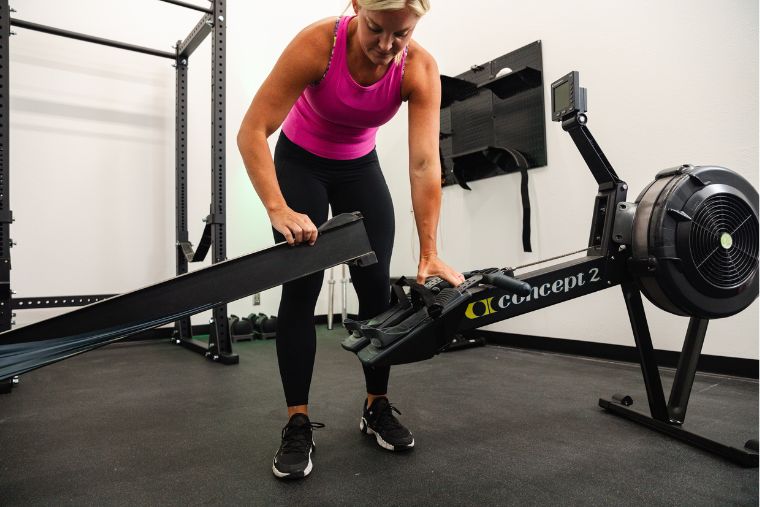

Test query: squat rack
[0,0,236,363]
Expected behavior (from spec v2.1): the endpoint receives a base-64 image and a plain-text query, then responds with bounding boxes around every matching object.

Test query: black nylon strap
[446,146,533,252]
[520,166,532,252]
[391,277,411,307]
[488,147,532,252]
[409,282,437,309]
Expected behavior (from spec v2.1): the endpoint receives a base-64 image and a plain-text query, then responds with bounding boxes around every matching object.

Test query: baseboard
[467,330,758,379]
[122,319,756,379]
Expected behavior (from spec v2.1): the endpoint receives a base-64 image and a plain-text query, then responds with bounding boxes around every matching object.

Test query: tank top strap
[331,16,351,67]
[313,16,351,87]
[400,45,409,80]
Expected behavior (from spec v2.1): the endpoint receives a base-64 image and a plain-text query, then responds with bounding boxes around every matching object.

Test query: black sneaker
[272,413,324,479]
[360,397,414,451]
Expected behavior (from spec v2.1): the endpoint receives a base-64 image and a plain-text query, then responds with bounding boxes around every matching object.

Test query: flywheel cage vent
[689,194,759,289]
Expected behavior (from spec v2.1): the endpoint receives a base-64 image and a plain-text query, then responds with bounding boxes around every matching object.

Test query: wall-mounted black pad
[439,41,547,187]
[439,41,547,252]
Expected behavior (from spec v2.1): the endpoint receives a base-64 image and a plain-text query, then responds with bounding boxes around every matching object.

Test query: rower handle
[481,272,532,297]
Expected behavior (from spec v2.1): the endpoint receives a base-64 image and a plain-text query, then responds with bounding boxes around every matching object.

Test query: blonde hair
[355,0,430,17]
[346,0,429,63]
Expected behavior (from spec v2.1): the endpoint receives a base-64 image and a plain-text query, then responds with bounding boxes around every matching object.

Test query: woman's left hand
[417,253,465,287]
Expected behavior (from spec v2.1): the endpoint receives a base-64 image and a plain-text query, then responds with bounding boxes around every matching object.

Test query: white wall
[8,1,758,359]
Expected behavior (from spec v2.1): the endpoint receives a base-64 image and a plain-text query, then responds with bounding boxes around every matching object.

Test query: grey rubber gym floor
[0,325,757,506]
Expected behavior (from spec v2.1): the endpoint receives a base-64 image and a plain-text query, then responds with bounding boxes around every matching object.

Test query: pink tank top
[281,16,406,160]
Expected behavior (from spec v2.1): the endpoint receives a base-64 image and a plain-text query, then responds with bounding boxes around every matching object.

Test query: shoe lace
[280,421,325,454]
[375,402,404,431]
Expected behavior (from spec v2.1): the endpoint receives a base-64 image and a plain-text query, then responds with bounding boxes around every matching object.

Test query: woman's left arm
[406,49,464,286]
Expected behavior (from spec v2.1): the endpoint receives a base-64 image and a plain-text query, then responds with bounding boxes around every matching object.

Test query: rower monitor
[551,71,587,121]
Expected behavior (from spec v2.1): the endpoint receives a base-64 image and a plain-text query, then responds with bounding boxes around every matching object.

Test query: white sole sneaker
[360,417,415,451]
[272,442,314,479]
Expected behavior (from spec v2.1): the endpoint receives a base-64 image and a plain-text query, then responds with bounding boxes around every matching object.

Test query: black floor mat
[0,326,756,506]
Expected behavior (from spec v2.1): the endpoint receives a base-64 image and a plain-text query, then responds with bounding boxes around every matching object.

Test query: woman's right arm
[237,19,334,246]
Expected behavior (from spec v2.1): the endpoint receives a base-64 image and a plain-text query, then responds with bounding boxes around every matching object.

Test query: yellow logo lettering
[464,297,496,319]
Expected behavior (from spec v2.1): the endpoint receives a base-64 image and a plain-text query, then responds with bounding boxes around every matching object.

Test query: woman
[237,0,463,479]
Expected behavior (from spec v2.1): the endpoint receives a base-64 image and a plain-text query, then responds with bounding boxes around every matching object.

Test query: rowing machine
[343,71,759,466]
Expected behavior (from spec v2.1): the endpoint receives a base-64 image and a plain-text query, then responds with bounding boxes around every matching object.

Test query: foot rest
[362,288,468,349]
[362,309,429,348]
[343,296,413,336]
[341,275,452,353]
[341,333,371,353]
[356,288,471,367]
[346,270,532,367]
[341,296,417,353]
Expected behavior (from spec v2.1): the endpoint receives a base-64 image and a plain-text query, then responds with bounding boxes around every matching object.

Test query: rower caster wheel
[441,334,486,352]
[612,393,633,406]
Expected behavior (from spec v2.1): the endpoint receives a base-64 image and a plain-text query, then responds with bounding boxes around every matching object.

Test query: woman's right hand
[268,206,318,246]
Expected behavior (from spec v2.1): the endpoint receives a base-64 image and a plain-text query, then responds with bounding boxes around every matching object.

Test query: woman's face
[352,3,419,66]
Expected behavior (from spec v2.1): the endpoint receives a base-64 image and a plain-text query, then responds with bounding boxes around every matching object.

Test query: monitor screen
[553,81,570,114]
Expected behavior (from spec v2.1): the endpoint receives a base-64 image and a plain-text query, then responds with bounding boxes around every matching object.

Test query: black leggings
[272,132,395,407]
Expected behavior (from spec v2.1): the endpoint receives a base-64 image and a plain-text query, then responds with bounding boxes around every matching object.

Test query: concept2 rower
[342,71,759,467]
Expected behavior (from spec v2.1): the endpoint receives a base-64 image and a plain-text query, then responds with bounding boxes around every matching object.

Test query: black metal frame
[597,283,757,467]
[8,18,177,59]
[0,1,12,333]
[4,1,233,361]
[11,294,116,309]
